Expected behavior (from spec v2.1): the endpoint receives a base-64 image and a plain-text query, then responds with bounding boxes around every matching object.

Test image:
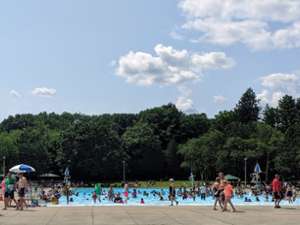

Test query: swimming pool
[53,188,300,206]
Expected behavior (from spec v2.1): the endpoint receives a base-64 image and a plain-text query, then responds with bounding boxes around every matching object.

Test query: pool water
[54,188,300,206]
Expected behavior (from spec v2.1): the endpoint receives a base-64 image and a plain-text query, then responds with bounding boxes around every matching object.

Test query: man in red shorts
[272,174,282,208]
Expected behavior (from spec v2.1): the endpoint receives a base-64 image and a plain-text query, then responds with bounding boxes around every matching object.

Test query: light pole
[244,157,248,187]
[2,156,6,176]
[122,160,126,183]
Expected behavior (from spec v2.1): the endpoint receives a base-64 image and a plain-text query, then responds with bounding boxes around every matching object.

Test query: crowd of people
[54,172,297,212]
[0,171,298,211]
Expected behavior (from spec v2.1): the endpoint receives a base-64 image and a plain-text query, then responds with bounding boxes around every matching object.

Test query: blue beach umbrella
[9,164,36,173]
[254,163,262,174]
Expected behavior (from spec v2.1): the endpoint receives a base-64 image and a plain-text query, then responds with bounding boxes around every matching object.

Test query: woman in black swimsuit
[212,178,223,210]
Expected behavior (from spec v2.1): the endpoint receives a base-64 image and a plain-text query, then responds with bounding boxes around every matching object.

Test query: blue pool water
[54,188,300,206]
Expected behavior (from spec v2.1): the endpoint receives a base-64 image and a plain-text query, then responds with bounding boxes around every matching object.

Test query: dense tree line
[1,88,300,182]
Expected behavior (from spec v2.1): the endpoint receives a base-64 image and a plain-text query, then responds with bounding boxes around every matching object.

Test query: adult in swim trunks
[272,174,282,208]
[169,178,178,206]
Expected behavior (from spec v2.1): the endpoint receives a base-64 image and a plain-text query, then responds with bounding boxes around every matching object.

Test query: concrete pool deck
[0,206,300,225]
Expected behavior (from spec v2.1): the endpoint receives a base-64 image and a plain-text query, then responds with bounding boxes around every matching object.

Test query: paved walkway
[0,206,299,225]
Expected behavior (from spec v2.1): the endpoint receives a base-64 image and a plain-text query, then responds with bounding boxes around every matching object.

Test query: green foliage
[235,88,260,123]
[122,122,163,179]
[0,89,300,181]
[252,123,284,181]
[277,95,297,132]
[0,130,20,171]
[178,130,224,180]
[263,105,279,127]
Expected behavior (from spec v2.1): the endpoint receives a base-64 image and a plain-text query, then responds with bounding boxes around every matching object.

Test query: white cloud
[116,51,165,86]
[9,89,21,98]
[258,90,286,107]
[32,87,57,97]
[175,86,197,113]
[116,44,235,86]
[116,44,235,113]
[191,52,235,70]
[271,91,285,106]
[258,73,300,106]
[261,73,298,89]
[176,96,194,112]
[179,0,300,22]
[178,0,300,50]
[213,95,227,104]
[272,22,300,49]
[257,89,269,104]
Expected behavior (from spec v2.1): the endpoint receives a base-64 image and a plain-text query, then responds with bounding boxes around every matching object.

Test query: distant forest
[1,88,300,182]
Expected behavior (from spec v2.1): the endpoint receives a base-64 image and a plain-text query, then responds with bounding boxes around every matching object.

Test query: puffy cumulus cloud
[9,89,21,98]
[261,73,298,89]
[271,91,286,105]
[176,96,194,112]
[191,52,235,70]
[154,44,189,67]
[175,86,197,113]
[116,44,235,113]
[32,87,57,97]
[116,44,235,86]
[183,18,272,49]
[258,90,285,106]
[272,22,300,49]
[213,95,227,104]
[179,0,300,50]
[258,73,300,106]
[257,89,269,104]
[179,0,300,22]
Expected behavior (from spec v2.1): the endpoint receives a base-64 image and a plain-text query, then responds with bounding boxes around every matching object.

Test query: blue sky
[1,0,300,120]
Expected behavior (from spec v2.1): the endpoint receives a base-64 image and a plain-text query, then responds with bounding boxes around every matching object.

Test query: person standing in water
[169,178,178,206]
[285,184,293,205]
[124,183,129,204]
[94,183,101,203]
[92,192,98,204]
[292,186,297,202]
[272,174,282,208]
[63,183,71,205]
[108,185,114,201]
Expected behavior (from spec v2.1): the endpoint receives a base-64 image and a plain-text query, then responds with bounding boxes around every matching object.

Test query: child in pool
[92,192,97,203]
